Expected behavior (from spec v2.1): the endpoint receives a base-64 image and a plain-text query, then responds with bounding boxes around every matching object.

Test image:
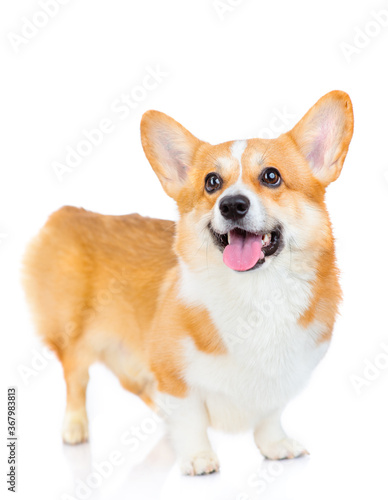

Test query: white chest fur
[178,259,329,431]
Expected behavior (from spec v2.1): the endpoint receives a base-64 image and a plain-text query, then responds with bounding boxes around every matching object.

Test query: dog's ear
[141,111,203,199]
[287,91,354,186]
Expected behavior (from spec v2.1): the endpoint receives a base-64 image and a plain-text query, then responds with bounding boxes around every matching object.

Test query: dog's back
[23,206,176,440]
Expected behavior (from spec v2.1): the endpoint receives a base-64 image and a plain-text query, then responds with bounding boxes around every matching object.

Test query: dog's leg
[167,394,219,475]
[62,356,90,445]
[254,411,308,460]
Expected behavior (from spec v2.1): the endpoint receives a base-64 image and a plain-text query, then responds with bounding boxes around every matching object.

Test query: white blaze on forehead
[230,140,247,179]
[211,139,266,234]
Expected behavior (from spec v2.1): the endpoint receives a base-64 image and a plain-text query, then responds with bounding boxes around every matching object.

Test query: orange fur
[22,206,225,403]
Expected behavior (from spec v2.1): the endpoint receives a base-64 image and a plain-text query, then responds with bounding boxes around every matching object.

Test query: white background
[1,0,388,499]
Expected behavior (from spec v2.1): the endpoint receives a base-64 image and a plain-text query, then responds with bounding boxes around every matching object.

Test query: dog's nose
[219,195,250,220]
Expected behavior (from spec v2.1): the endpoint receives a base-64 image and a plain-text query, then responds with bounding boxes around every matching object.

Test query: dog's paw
[259,438,309,460]
[180,450,220,476]
[62,409,89,445]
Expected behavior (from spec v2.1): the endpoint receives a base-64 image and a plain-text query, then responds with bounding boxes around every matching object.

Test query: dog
[23,90,353,475]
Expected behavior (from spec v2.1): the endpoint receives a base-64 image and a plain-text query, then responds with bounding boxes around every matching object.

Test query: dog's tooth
[227,232,230,244]
[262,233,271,245]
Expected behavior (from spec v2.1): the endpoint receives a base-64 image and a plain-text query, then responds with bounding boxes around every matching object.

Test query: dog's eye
[205,173,223,193]
[261,167,281,187]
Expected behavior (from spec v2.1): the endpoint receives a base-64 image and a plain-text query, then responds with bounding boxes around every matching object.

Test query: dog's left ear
[287,91,354,186]
[141,110,203,199]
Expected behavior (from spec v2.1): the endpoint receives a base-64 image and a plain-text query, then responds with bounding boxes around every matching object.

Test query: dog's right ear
[141,111,203,199]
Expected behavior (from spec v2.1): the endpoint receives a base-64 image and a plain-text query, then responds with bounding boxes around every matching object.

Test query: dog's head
[141,91,353,274]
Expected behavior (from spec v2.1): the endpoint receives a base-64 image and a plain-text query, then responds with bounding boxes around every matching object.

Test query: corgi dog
[23,91,353,475]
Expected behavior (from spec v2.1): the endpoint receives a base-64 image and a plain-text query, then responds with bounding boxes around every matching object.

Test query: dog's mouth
[209,225,282,272]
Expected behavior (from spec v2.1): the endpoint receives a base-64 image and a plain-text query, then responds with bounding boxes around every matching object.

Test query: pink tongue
[223,230,264,271]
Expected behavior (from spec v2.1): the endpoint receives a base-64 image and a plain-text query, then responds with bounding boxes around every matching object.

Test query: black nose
[219,195,250,220]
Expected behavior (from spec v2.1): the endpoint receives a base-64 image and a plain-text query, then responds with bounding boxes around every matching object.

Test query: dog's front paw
[259,438,309,460]
[62,409,89,445]
[180,450,220,476]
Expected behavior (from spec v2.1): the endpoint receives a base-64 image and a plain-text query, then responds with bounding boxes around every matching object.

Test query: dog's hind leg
[61,351,91,445]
